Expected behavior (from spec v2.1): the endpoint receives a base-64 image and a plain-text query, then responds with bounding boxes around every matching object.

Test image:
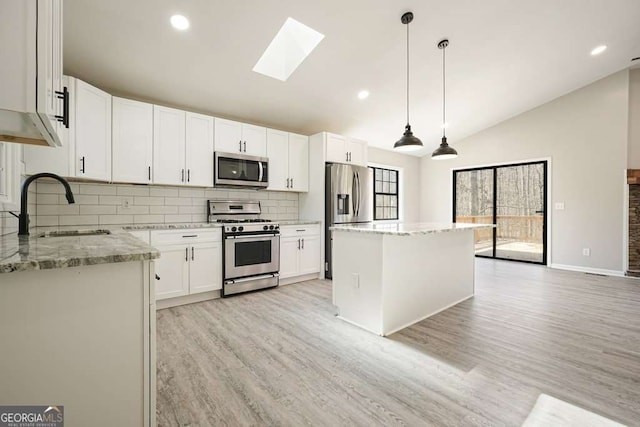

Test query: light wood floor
[156,260,640,426]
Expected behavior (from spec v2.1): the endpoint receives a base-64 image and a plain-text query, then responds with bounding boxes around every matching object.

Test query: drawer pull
[296,229,306,232]
[182,235,198,238]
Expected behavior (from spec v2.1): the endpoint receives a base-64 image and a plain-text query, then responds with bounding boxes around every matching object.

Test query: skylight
[253,18,325,81]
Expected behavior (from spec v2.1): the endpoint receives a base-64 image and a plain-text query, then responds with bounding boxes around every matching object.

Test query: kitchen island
[0,228,159,426]
[330,222,494,336]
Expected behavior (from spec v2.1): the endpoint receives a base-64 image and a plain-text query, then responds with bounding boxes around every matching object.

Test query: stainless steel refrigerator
[325,163,373,279]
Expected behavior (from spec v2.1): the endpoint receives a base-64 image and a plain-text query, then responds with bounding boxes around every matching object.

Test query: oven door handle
[225,273,280,285]
[226,233,279,240]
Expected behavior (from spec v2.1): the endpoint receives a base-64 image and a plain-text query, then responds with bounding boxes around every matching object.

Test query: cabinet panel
[242,124,267,157]
[266,129,289,191]
[299,235,321,275]
[326,133,347,163]
[189,242,222,293]
[346,138,368,167]
[74,78,112,181]
[154,245,190,300]
[185,112,214,187]
[214,118,242,154]
[279,237,300,279]
[112,97,153,184]
[153,106,186,186]
[288,133,309,192]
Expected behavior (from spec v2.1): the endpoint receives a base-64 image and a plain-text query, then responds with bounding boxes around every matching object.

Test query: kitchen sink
[37,229,112,238]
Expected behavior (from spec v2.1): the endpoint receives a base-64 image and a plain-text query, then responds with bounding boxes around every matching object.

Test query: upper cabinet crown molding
[0,0,65,147]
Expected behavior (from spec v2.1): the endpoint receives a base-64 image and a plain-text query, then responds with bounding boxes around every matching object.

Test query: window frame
[370,165,400,222]
[0,142,21,212]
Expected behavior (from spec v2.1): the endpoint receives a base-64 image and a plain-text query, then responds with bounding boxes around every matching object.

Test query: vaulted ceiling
[64,0,640,156]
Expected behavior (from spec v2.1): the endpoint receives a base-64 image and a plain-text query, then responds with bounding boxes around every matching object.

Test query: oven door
[225,233,280,279]
[215,152,269,188]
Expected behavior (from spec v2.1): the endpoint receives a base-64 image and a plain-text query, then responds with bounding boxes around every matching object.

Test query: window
[0,142,20,211]
[372,166,399,220]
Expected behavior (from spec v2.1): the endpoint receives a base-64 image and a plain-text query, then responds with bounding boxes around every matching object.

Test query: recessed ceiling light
[253,17,325,81]
[170,15,190,31]
[590,45,607,56]
[357,90,370,100]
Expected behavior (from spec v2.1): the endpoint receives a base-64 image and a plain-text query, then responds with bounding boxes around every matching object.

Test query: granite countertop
[330,222,495,236]
[278,220,321,226]
[0,228,160,275]
[123,222,223,231]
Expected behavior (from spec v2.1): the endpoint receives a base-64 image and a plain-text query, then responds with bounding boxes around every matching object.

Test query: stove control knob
[231,226,237,232]
[238,226,244,232]
[263,225,268,231]
[275,225,279,229]
[269,225,274,230]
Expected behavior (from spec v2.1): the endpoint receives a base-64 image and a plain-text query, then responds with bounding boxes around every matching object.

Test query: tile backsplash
[31,181,299,227]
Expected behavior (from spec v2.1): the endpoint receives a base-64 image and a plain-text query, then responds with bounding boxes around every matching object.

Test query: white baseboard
[550,263,625,277]
[157,290,220,310]
[279,273,321,286]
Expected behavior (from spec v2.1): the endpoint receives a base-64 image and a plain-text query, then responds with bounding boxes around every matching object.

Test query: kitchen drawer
[151,228,221,245]
[280,224,320,238]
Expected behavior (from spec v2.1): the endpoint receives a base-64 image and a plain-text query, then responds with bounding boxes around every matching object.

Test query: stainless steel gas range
[208,200,280,297]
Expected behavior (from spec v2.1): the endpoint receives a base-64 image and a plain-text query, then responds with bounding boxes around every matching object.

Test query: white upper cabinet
[288,133,309,192]
[266,130,309,192]
[185,112,214,187]
[214,118,266,157]
[324,132,368,166]
[266,129,289,191]
[112,97,153,184]
[73,78,112,181]
[0,0,65,147]
[153,106,186,186]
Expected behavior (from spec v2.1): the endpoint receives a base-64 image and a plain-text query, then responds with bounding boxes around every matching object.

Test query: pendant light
[393,12,423,152]
[432,39,458,160]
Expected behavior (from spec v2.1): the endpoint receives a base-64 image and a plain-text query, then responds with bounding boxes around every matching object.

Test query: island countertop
[0,228,160,274]
[330,222,495,236]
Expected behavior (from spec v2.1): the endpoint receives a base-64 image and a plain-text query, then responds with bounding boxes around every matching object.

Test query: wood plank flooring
[156,260,640,426]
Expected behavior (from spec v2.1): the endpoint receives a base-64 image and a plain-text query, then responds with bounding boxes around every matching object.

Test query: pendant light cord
[406,21,410,127]
[442,45,446,137]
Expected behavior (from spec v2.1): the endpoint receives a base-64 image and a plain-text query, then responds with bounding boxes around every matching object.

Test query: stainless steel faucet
[18,173,75,236]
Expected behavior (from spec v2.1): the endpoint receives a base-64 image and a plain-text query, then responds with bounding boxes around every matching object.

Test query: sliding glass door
[453,161,547,264]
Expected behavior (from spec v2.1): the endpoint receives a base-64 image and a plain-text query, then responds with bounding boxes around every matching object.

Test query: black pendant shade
[393,12,423,152]
[394,124,423,152]
[432,38,458,160]
[431,136,458,160]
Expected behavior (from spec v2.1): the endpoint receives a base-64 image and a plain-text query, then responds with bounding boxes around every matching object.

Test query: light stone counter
[278,220,321,226]
[122,222,223,231]
[0,228,159,274]
[331,222,494,236]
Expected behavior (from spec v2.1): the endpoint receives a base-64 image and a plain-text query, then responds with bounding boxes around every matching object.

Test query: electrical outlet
[583,248,591,256]
[351,273,360,289]
[555,202,565,210]
[121,197,132,209]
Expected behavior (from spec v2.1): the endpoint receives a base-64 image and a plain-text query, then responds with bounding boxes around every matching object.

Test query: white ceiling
[64,0,640,157]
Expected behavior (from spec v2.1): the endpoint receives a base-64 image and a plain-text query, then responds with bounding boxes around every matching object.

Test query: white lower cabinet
[150,229,222,300]
[279,225,321,280]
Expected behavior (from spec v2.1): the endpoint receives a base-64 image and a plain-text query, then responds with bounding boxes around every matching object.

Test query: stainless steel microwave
[214,152,269,189]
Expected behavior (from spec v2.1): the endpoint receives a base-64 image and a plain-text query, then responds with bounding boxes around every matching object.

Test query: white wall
[420,70,629,273]
[368,147,421,223]
[628,69,640,168]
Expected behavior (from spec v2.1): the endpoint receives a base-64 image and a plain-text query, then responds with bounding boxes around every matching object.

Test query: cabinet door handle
[297,239,301,250]
[191,246,195,261]
[54,86,69,128]
[346,151,349,162]
[291,178,293,189]
[155,274,160,280]
[187,169,191,182]
[243,141,247,152]
[80,156,85,173]
[181,169,185,182]
[286,178,289,188]
[148,166,151,181]
[185,247,189,262]
[302,238,305,249]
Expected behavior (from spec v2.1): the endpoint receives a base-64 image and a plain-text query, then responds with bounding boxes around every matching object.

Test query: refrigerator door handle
[356,171,362,217]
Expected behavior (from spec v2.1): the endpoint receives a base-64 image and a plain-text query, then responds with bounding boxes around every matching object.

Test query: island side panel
[381,229,476,336]
[0,261,149,427]
[332,231,385,335]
